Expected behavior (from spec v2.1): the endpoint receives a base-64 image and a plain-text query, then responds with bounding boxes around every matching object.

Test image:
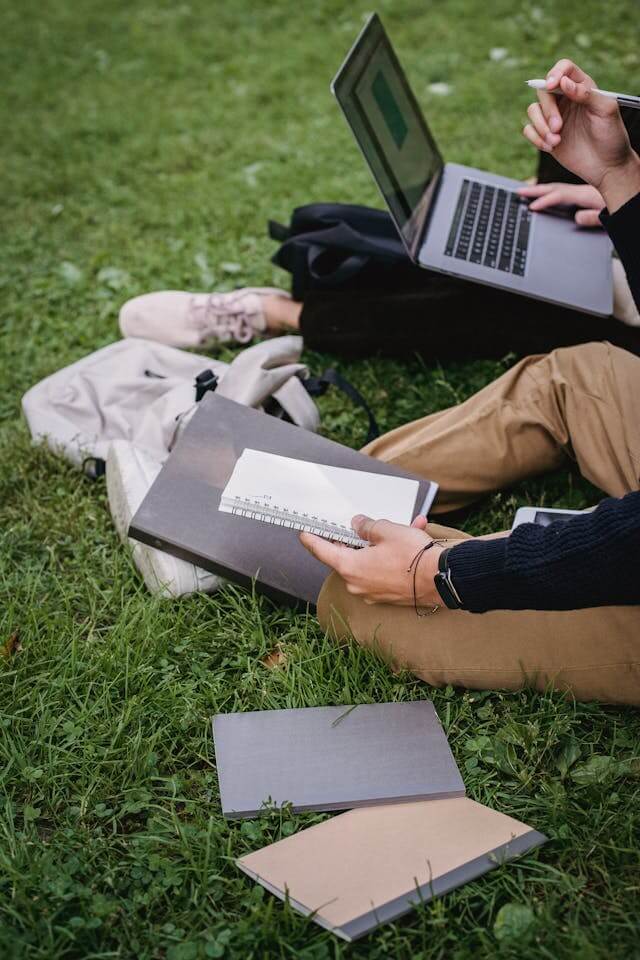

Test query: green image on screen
[372,69,408,149]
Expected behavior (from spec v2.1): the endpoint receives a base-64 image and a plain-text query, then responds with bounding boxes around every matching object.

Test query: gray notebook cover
[128,393,437,609]
[212,700,464,818]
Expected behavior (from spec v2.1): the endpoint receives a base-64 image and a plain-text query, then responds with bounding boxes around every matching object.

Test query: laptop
[331,13,613,316]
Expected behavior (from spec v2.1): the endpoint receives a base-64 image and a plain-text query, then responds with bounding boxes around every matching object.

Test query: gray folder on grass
[212,700,464,818]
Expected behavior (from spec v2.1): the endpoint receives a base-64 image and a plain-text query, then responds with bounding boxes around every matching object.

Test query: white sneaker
[106,439,222,598]
[119,287,290,348]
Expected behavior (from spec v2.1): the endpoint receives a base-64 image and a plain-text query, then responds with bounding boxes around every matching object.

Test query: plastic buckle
[194,369,219,402]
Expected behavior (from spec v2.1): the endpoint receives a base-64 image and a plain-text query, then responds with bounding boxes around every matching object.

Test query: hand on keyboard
[517,182,604,228]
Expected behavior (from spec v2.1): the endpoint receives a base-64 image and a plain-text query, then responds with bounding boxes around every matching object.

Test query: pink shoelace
[187,291,259,344]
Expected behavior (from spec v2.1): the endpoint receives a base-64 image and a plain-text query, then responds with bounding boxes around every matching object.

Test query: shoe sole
[106,441,221,597]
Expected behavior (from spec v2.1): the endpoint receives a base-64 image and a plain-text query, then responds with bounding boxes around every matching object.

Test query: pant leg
[364,341,640,513]
[317,522,640,706]
[299,272,640,360]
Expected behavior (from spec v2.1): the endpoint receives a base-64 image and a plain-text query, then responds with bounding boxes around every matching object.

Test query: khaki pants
[318,343,640,705]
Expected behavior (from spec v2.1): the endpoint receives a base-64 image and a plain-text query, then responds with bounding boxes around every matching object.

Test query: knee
[548,341,611,384]
[556,340,609,363]
[521,341,612,405]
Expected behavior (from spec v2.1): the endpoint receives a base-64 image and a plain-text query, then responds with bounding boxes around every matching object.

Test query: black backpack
[269,202,421,301]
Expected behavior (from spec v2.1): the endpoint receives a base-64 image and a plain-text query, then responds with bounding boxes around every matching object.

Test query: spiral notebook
[219,449,420,547]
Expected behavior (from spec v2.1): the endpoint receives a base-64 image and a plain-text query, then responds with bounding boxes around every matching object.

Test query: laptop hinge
[410,166,445,263]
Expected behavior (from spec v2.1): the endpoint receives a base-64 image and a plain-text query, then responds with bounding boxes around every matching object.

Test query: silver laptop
[332,14,613,316]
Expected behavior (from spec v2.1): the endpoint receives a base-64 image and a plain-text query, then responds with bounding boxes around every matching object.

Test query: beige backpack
[22,336,377,597]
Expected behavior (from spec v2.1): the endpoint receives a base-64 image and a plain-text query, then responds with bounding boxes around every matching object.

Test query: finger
[575,208,602,228]
[411,515,428,530]
[558,73,618,119]
[536,88,563,134]
[299,532,351,573]
[546,59,588,90]
[517,183,556,197]
[520,183,604,210]
[527,101,557,146]
[557,72,615,117]
[527,188,565,211]
[558,74,592,106]
[523,122,551,153]
[351,514,395,544]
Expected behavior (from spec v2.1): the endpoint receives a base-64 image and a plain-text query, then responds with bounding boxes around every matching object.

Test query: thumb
[575,208,602,228]
[560,75,615,118]
[559,74,592,104]
[351,514,394,543]
[411,514,428,530]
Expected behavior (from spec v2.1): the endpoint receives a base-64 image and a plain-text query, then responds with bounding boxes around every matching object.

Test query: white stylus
[526,78,640,110]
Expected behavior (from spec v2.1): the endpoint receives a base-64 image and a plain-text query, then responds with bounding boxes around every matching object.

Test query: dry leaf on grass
[1,632,22,658]
[261,646,286,669]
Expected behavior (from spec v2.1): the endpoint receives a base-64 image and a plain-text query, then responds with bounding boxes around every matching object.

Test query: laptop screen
[332,14,443,258]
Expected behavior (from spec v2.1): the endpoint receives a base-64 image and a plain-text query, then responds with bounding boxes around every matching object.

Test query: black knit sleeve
[600,191,640,313]
[446,491,640,612]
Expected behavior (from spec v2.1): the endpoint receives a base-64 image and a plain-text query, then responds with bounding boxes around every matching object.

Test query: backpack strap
[302,369,380,446]
[268,219,291,242]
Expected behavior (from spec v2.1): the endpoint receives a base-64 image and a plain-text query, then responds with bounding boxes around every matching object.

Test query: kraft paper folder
[212,701,465,818]
[237,798,547,941]
[129,392,438,608]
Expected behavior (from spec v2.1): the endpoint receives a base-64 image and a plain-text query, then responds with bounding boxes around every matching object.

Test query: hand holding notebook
[131,394,437,606]
[300,512,449,607]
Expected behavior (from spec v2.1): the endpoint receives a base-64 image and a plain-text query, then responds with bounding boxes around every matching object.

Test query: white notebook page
[219,449,420,547]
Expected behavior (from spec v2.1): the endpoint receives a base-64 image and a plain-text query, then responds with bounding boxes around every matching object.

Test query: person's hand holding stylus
[523,58,640,212]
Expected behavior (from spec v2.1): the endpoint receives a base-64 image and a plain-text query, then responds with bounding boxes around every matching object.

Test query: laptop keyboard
[444,179,531,275]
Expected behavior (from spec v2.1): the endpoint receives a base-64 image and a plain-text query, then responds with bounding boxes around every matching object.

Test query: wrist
[416,543,445,606]
[596,152,640,214]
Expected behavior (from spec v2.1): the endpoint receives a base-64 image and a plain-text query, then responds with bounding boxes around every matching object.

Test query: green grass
[2,0,640,957]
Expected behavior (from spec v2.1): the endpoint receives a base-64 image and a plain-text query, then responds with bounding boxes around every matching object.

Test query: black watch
[434,547,463,609]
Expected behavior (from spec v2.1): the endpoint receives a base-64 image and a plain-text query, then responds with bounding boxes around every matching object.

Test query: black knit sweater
[448,192,640,612]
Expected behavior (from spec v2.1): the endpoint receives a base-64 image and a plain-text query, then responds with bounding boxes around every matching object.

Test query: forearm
[445,493,640,612]
[600,186,640,313]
